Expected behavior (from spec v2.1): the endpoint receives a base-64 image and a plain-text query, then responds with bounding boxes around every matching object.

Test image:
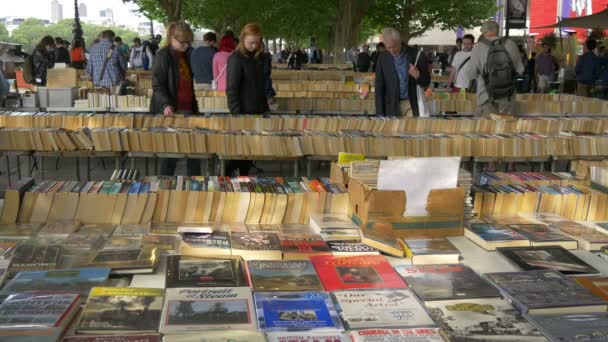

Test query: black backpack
[481,37,516,100]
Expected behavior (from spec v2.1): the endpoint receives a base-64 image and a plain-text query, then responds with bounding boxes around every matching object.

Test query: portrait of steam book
[160,287,257,333]
[247,260,324,292]
[165,255,247,288]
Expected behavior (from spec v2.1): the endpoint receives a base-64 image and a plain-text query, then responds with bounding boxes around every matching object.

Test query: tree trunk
[332,0,376,64]
[159,0,182,22]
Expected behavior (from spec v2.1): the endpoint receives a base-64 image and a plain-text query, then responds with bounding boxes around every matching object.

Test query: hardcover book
[162,331,264,342]
[1,267,111,296]
[9,244,63,276]
[230,232,282,260]
[247,260,324,292]
[101,236,142,250]
[525,312,608,342]
[395,264,501,301]
[266,332,350,342]
[77,287,164,334]
[88,247,159,274]
[181,232,231,257]
[425,297,545,341]
[310,255,407,291]
[359,229,404,257]
[63,335,161,342]
[63,233,105,250]
[485,270,607,314]
[465,223,530,250]
[160,287,256,334]
[401,238,461,264]
[506,224,578,249]
[327,241,379,256]
[549,220,608,251]
[349,328,444,342]
[278,234,331,260]
[113,223,150,236]
[574,276,608,301]
[166,255,247,288]
[254,291,343,332]
[332,289,435,330]
[497,246,599,275]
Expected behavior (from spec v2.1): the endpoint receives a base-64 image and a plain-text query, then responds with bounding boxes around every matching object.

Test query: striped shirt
[86,39,127,88]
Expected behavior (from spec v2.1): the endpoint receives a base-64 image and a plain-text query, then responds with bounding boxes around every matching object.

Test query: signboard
[507,0,528,28]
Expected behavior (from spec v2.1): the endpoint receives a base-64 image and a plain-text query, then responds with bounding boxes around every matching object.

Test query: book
[177,224,214,234]
[77,287,164,334]
[395,264,501,301]
[310,255,407,291]
[327,241,379,256]
[113,223,151,236]
[506,224,578,249]
[525,312,608,342]
[425,297,545,341]
[309,213,358,233]
[0,292,81,341]
[88,247,159,274]
[247,260,324,292]
[485,270,607,314]
[162,331,265,342]
[37,221,80,236]
[359,229,404,257]
[141,234,181,254]
[0,259,9,287]
[254,291,343,332]
[166,255,247,288]
[1,267,111,297]
[574,276,608,301]
[320,228,361,241]
[401,238,461,265]
[266,332,350,342]
[181,232,231,257]
[278,234,331,260]
[159,287,257,334]
[497,246,600,275]
[332,289,435,330]
[101,236,142,250]
[9,244,63,277]
[465,222,530,250]
[63,233,105,250]
[63,334,161,342]
[230,233,282,260]
[349,328,444,342]
[548,220,608,251]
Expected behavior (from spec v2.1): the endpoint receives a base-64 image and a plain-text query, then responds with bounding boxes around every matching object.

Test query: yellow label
[89,287,164,297]
[338,152,365,165]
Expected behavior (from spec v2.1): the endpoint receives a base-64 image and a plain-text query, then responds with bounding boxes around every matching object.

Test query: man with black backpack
[465,21,524,116]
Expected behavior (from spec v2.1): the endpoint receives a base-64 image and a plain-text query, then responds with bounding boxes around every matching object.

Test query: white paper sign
[377,157,460,216]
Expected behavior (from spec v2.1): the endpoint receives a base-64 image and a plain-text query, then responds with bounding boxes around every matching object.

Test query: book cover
[9,244,63,276]
[395,264,501,301]
[1,267,111,296]
[574,276,608,301]
[332,289,435,330]
[0,292,80,329]
[349,328,444,342]
[486,270,607,313]
[525,312,608,342]
[230,233,281,251]
[78,224,116,237]
[141,234,181,253]
[63,233,105,250]
[77,287,164,333]
[425,298,545,341]
[248,260,324,292]
[360,229,404,257]
[309,214,358,232]
[160,287,256,333]
[88,247,158,273]
[181,232,231,251]
[266,332,350,342]
[254,291,343,332]
[310,255,407,291]
[506,224,576,244]
[101,237,142,250]
[466,223,529,245]
[113,224,150,236]
[279,234,330,257]
[64,334,161,342]
[327,241,379,255]
[166,255,247,288]
[402,238,459,256]
[497,246,599,275]
[162,331,264,342]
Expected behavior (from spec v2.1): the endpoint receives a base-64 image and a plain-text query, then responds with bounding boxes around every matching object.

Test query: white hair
[382,28,401,43]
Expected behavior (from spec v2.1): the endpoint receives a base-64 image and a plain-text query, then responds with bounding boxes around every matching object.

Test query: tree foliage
[8,19,139,53]
[365,0,496,43]
[0,23,9,42]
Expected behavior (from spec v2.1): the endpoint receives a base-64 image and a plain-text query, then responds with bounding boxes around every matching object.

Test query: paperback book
[160,287,256,333]
[395,264,501,301]
[506,224,578,249]
[247,260,324,292]
[254,291,344,332]
[77,287,164,334]
[332,289,435,330]
[485,270,607,314]
[165,255,247,288]
[497,246,599,275]
[465,223,530,250]
[310,255,407,291]
[401,238,461,264]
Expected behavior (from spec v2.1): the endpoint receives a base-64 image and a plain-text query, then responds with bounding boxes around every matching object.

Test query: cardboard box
[330,162,349,186]
[348,178,464,239]
[46,68,79,89]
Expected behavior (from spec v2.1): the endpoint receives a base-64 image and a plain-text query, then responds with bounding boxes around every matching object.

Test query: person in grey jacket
[375,28,430,117]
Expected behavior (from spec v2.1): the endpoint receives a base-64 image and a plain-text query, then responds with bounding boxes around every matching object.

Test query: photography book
[247,260,324,292]
[166,255,247,288]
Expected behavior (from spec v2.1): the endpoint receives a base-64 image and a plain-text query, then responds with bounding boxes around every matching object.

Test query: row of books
[2,128,594,158]
[476,171,589,187]
[196,96,377,113]
[472,183,608,221]
[433,98,608,115]
[195,89,372,100]
[81,93,151,109]
[2,177,349,226]
[4,111,608,135]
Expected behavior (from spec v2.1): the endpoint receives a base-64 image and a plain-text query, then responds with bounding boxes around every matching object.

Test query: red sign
[530,0,608,41]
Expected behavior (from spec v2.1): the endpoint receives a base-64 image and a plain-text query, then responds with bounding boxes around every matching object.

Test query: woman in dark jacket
[32,36,56,86]
[226,23,270,114]
[150,21,199,176]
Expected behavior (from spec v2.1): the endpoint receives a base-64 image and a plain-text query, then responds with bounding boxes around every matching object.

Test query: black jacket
[150,47,198,115]
[227,50,270,114]
[375,45,430,117]
[55,47,71,65]
[357,52,371,72]
[32,50,55,86]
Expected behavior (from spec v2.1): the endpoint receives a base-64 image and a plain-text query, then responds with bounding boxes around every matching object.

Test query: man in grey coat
[375,28,430,117]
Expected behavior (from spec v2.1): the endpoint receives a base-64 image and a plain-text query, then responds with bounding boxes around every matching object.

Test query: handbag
[212,63,228,91]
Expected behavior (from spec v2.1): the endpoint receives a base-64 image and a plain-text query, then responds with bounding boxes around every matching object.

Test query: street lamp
[73,0,83,40]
